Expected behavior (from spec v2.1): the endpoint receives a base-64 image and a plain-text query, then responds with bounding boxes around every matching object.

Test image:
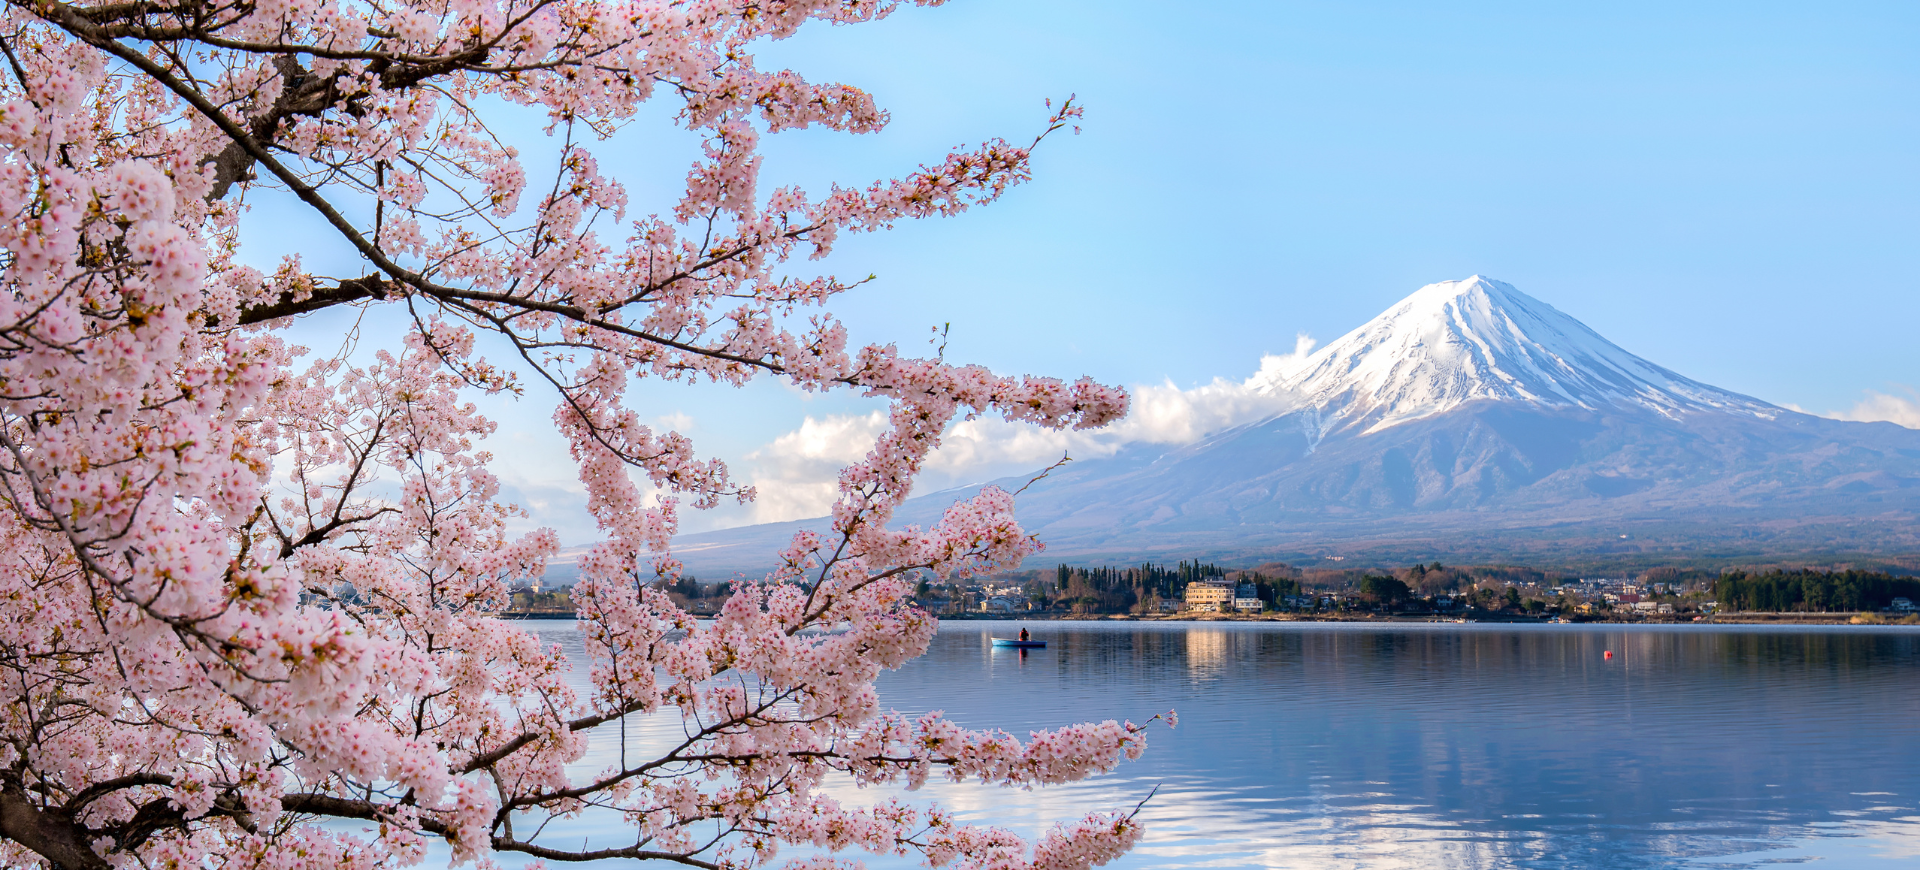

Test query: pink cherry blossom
[0,2,1155,868]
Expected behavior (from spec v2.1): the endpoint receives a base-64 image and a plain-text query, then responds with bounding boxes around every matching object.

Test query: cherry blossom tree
[0,0,1164,868]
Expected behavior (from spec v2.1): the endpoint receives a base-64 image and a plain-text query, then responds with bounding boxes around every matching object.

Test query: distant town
[505,562,1920,624]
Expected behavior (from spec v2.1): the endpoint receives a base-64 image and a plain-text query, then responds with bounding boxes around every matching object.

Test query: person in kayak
[1018,628,1030,642]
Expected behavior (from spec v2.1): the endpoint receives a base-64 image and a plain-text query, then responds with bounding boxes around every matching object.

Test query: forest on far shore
[510,562,1920,619]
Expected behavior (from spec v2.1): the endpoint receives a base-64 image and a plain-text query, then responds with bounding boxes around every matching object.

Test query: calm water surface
[516,621,1920,869]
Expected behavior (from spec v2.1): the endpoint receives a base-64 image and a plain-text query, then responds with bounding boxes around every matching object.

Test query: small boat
[991,638,1047,649]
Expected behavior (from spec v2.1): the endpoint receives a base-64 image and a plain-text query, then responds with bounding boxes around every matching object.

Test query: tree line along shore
[503,563,1920,624]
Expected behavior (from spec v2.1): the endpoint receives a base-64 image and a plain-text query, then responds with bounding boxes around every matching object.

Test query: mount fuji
[677,277,1920,571]
[1258,276,1777,438]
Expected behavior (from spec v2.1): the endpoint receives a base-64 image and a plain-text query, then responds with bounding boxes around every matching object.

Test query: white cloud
[742,411,890,524]
[1829,388,1920,429]
[739,335,1320,523]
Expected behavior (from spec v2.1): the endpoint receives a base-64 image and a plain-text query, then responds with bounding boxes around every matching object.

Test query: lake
[513,620,1920,869]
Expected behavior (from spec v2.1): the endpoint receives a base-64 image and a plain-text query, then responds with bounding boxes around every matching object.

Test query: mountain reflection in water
[510,621,1920,870]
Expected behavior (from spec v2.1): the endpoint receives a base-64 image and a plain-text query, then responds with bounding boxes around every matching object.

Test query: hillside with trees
[1713,570,1920,613]
[893,561,1920,621]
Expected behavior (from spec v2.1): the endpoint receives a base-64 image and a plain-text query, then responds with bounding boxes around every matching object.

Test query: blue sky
[751,0,1917,397]
[261,0,1920,538]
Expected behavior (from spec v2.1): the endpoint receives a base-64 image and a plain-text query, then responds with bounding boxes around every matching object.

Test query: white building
[1184,579,1235,613]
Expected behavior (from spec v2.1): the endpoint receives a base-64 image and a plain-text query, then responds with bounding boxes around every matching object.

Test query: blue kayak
[992,638,1046,648]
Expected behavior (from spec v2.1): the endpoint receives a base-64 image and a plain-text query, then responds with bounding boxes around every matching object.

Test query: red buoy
[1604,650,1614,659]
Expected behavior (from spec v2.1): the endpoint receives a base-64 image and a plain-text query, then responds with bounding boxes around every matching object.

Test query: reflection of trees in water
[938,625,1917,842]
[507,621,1920,870]
[946,625,1920,697]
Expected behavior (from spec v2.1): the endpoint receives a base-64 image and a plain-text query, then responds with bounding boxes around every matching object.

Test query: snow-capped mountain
[1256,276,1777,439]
[676,277,1920,572]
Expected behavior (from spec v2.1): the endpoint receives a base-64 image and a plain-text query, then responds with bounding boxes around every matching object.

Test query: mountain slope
[674,277,1920,573]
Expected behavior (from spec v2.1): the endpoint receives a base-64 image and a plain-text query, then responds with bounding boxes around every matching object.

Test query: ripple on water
[494,620,1920,869]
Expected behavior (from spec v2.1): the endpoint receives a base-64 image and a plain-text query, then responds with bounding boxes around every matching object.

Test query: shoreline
[935,612,1911,625]
[498,610,1917,626]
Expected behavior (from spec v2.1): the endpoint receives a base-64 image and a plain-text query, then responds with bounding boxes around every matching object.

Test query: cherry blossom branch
[0,3,1136,869]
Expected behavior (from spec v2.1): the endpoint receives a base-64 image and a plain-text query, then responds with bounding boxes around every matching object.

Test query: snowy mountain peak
[1262,276,1777,436]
